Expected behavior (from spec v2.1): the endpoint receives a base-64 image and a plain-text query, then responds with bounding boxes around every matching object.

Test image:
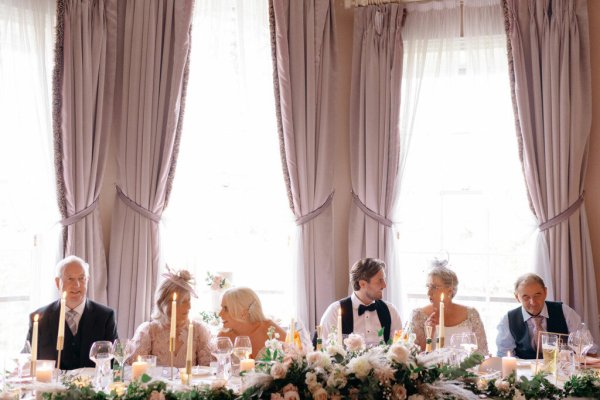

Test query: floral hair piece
[161,266,198,298]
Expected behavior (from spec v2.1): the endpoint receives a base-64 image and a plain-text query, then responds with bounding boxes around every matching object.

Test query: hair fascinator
[161,266,198,298]
[430,256,449,269]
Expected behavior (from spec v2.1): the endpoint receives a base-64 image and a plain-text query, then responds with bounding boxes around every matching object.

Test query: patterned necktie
[66,309,78,335]
[531,315,544,351]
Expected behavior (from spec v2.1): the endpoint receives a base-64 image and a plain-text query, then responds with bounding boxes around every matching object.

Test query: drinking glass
[568,323,594,367]
[89,341,114,390]
[556,344,575,380]
[459,332,478,354]
[232,336,252,376]
[13,341,31,381]
[211,337,233,380]
[541,333,559,375]
[112,339,133,381]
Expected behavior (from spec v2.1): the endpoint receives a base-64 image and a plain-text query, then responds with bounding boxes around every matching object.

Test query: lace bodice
[409,306,489,355]
[129,320,213,367]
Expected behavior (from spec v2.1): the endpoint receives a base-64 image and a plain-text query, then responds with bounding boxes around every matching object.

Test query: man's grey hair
[55,255,90,279]
[514,273,545,293]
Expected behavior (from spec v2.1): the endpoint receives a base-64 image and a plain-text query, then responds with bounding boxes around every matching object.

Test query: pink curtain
[505,0,599,342]
[348,4,403,270]
[53,0,117,303]
[270,0,337,328]
[107,0,193,338]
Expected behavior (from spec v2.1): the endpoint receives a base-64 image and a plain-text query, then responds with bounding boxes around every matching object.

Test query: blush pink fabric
[347,4,403,268]
[53,0,117,303]
[505,0,599,343]
[107,0,194,339]
[270,0,337,329]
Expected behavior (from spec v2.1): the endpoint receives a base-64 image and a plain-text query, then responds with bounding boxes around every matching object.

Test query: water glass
[212,337,233,380]
[556,345,575,380]
[14,341,31,381]
[541,333,559,375]
[89,341,114,390]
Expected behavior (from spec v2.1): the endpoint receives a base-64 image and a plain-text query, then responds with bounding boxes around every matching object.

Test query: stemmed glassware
[14,340,32,381]
[112,339,134,381]
[568,322,594,368]
[89,341,114,390]
[212,337,233,380]
[232,336,252,375]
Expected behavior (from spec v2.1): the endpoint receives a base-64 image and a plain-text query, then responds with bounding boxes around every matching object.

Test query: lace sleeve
[409,308,427,351]
[194,321,213,366]
[129,321,152,364]
[467,307,489,355]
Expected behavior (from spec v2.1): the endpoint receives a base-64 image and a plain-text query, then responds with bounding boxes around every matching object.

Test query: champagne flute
[112,339,133,381]
[89,341,114,390]
[14,340,32,381]
[211,337,233,380]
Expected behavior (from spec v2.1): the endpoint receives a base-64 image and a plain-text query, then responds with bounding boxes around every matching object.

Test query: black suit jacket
[26,299,118,370]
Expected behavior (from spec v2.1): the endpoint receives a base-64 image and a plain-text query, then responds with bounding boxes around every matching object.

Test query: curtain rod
[344,0,465,9]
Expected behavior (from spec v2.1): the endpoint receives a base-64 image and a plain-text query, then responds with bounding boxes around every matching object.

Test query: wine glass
[13,340,31,381]
[232,336,252,376]
[112,339,133,381]
[459,332,478,355]
[568,322,595,367]
[89,341,114,390]
[211,337,233,380]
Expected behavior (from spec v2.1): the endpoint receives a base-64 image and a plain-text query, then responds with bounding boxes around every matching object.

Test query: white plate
[192,366,213,377]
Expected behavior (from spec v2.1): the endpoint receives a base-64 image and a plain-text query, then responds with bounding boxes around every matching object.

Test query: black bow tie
[358,303,377,316]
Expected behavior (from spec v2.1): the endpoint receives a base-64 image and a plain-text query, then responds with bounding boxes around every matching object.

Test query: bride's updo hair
[428,258,459,298]
[221,287,267,323]
[152,268,197,323]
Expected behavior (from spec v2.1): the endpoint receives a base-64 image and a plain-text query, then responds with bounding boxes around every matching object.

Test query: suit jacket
[26,299,118,370]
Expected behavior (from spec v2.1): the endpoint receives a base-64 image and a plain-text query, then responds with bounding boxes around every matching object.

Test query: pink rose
[391,384,407,400]
[349,388,360,400]
[149,391,165,400]
[330,395,342,400]
[270,394,284,400]
[283,391,300,400]
[344,333,366,352]
[312,387,328,400]
[270,362,288,379]
[282,383,299,393]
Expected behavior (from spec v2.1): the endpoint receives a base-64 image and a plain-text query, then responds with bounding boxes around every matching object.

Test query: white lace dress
[409,307,489,355]
[130,320,213,367]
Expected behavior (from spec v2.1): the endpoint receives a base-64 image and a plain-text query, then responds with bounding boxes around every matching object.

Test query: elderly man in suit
[26,255,118,370]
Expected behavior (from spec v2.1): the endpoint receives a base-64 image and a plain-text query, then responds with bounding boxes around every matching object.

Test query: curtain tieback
[116,185,162,223]
[60,198,99,226]
[295,191,335,226]
[539,193,584,231]
[351,190,392,227]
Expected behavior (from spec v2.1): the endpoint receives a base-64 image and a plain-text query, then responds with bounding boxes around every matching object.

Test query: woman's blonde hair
[221,287,266,323]
[152,269,196,323]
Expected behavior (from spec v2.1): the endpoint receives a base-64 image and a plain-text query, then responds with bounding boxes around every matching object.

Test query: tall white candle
[186,322,194,365]
[170,293,177,340]
[31,314,39,374]
[57,292,66,350]
[438,293,445,348]
[502,351,517,378]
[337,308,343,346]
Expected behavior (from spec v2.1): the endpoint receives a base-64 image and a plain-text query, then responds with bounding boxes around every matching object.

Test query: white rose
[347,356,372,379]
[476,378,488,391]
[514,389,526,400]
[326,344,346,357]
[494,379,510,392]
[305,372,319,390]
[344,333,366,352]
[387,343,410,365]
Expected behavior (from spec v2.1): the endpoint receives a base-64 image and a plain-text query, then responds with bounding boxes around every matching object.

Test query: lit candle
[240,358,255,372]
[337,308,343,346]
[170,293,177,340]
[438,292,445,348]
[56,292,66,350]
[186,321,194,368]
[131,356,149,380]
[36,365,53,383]
[502,351,517,378]
[31,314,39,375]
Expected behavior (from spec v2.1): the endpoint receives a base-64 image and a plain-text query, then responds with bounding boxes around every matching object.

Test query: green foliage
[563,370,600,399]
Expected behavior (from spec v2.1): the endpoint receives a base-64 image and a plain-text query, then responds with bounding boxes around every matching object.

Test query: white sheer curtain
[161,0,295,322]
[391,0,535,353]
[0,0,60,355]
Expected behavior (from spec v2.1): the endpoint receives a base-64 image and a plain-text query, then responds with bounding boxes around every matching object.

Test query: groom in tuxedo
[26,256,118,370]
[318,258,402,347]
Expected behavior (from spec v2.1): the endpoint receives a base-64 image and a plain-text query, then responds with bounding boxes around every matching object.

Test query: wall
[99,0,600,307]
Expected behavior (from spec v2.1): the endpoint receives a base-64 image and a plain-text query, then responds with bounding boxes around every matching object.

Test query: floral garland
[205,272,231,291]
[19,334,600,400]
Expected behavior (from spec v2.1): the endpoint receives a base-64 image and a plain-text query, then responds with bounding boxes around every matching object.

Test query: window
[161,0,294,322]
[395,33,536,355]
[0,0,58,356]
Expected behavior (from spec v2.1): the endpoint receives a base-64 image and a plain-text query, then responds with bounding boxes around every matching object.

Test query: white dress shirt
[496,302,586,357]
[319,292,402,347]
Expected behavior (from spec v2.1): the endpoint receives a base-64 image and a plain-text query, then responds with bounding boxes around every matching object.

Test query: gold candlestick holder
[170,337,175,381]
[425,325,433,353]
